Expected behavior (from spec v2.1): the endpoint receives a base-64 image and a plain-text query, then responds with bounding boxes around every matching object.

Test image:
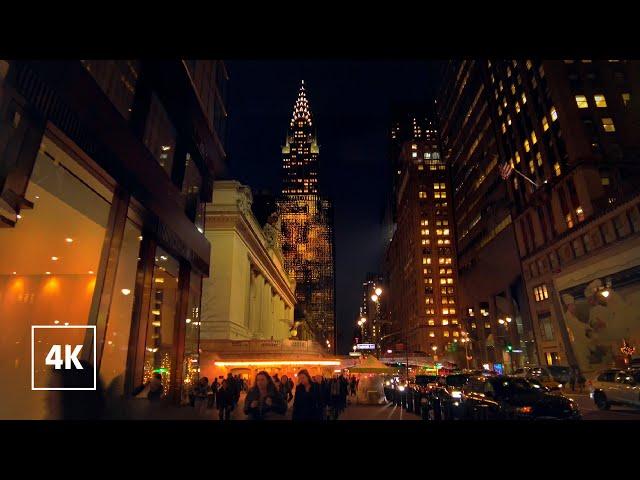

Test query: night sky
[224,60,443,354]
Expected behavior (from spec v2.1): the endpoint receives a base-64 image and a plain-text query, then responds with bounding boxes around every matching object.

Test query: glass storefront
[98,214,142,394]
[0,136,112,419]
[142,248,180,395]
[181,271,202,404]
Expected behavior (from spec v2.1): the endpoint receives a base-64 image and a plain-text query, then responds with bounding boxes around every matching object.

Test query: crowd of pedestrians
[185,370,359,421]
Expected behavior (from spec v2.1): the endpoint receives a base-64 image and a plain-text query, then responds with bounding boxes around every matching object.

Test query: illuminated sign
[356,343,376,350]
[349,352,362,357]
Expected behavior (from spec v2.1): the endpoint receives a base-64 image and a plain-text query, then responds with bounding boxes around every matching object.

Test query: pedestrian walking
[132,372,164,403]
[292,369,323,421]
[577,371,586,393]
[216,380,234,421]
[193,377,209,415]
[244,371,287,420]
[208,377,218,409]
[569,368,577,392]
[280,374,293,403]
[350,376,357,397]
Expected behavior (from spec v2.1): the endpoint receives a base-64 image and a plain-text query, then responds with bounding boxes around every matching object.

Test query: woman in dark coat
[216,379,234,421]
[292,369,323,421]
[243,371,287,420]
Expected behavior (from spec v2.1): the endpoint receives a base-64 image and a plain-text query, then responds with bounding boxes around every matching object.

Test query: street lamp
[375,287,382,296]
[371,294,379,302]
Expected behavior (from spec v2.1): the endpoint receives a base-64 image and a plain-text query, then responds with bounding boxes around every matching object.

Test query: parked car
[431,373,471,420]
[407,374,440,414]
[460,375,581,420]
[525,367,565,391]
[589,368,640,410]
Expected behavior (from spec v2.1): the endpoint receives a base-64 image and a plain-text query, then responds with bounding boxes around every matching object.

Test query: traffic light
[506,344,513,352]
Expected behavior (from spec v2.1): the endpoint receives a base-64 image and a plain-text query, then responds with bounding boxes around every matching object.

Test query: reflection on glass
[181,271,202,404]
[143,93,176,178]
[0,138,112,419]
[143,248,179,395]
[99,216,142,394]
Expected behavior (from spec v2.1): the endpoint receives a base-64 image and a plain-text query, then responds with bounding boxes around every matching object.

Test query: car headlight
[451,390,462,399]
[515,406,533,414]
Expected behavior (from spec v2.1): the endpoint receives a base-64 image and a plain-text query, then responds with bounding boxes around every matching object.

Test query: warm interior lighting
[51,256,58,261]
[371,294,378,302]
[45,271,51,275]
[214,360,341,366]
[152,309,161,316]
[600,289,610,298]
[154,278,165,284]
[65,237,73,243]
[375,287,382,296]
[121,288,131,296]
[88,270,94,274]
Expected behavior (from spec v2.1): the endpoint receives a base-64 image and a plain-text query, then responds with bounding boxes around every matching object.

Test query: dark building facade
[0,60,227,418]
[277,81,336,352]
[437,60,533,373]
[384,114,462,362]
[438,59,640,374]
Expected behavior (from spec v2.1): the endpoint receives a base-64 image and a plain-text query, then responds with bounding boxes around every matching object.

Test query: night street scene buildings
[278,81,336,354]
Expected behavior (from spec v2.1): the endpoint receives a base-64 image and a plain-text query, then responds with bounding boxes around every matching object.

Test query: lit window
[511,84,516,94]
[453,331,459,337]
[421,219,429,226]
[594,94,607,108]
[429,331,435,338]
[566,213,574,229]
[576,206,585,222]
[536,152,542,166]
[524,139,530,152]
[550,106,558,121]
[421,229,429,235]
[412,152,417,158]
[507,115,512,125]
[554,162,561,176]
[428,319,435,326]
[531,131,537,144]
[575,95,588,109]
[542,116,549,131]
[419,191,427,199]
[501,123,506,134]
[442,312,449,318]
[515,152,520,163]
[602,117,616,132]
[601,176,610,186]
[526,60,532,70]
[529,160,535,174]
[515,102,521,113]
[622,93,630,106]
[423,257,431,265]
[412,144,417,150]
[521,92,527,104]
[485,323,491,329]
[444,331,450,337]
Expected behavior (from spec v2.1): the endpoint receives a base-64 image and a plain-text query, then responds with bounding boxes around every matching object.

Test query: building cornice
[206,209,296,308]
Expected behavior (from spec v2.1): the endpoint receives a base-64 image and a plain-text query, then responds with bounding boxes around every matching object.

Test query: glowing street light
[371,294,379,302]
[375,287,382,296]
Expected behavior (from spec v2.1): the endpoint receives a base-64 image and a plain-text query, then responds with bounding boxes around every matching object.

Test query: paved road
[199,391,639,421]
[566,392,640,420]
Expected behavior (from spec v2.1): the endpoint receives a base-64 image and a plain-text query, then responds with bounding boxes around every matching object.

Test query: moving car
[589,368,640,410]
[460,375,581,420]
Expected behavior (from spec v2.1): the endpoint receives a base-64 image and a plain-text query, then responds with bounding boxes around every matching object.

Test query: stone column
[259,276,271,339]
[249,272,262,338]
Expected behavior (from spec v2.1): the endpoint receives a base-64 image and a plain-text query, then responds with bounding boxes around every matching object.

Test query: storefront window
[0,136,112,419]
[98,214,143,394]
[181,271,202,404]
[142,248,180,395]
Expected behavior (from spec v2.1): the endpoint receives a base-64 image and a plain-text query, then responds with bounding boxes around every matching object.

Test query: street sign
[349,352,362,357]
[356,343,376,350]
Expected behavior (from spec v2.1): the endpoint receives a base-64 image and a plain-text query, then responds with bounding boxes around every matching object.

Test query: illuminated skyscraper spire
[290,79,313,128]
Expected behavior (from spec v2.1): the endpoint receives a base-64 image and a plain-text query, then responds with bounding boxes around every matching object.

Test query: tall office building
[437,60,533,372]
[278,81,336,352]
[439,59,640,373]
[384,112,462,361]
